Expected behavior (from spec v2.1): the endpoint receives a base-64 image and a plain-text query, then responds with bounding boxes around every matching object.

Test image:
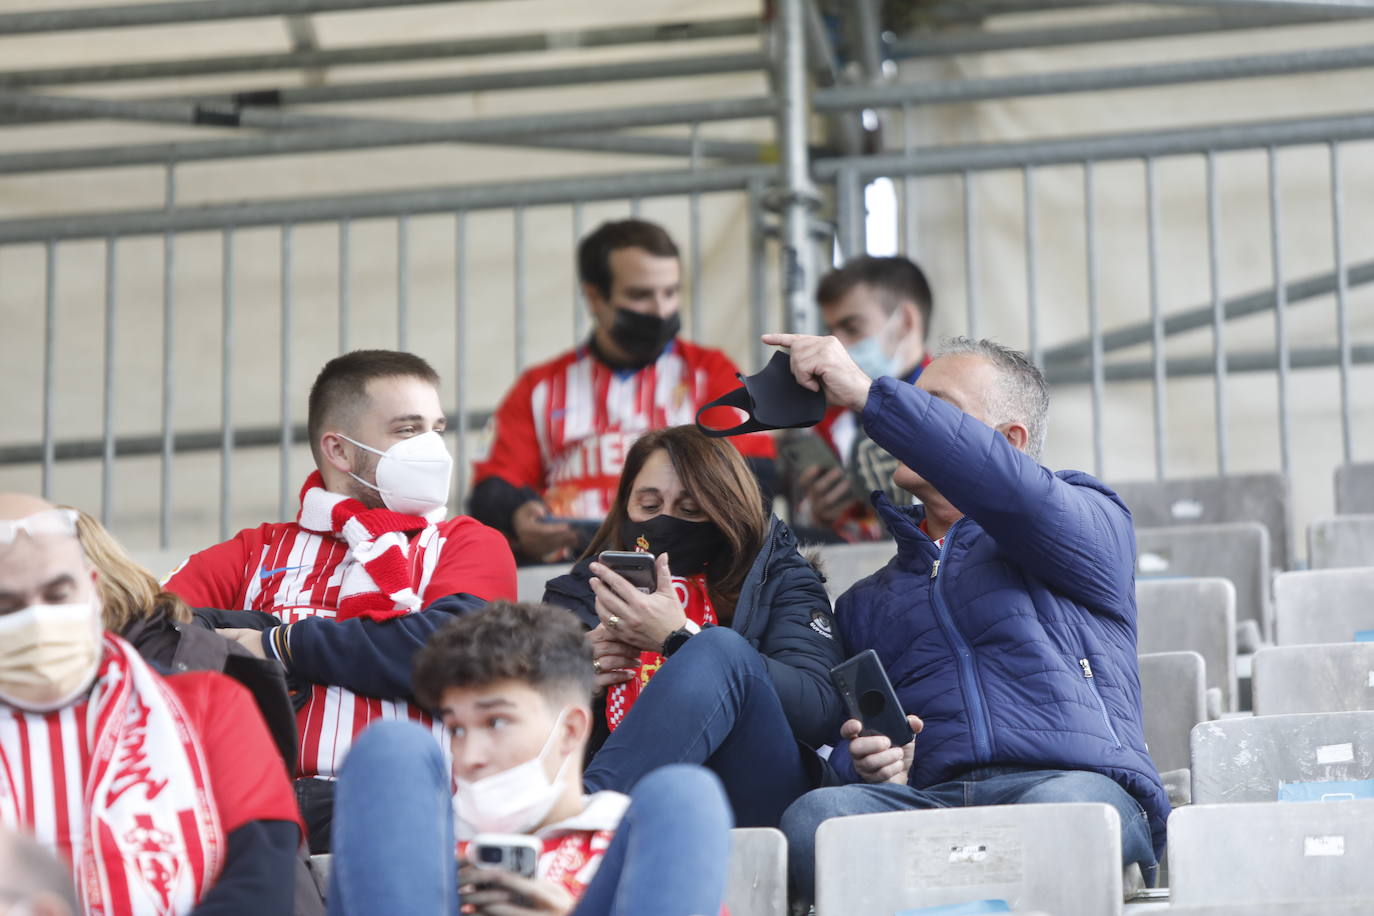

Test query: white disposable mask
[844,310,907,381]
[0,601,103,713]
[452,710,573,836]
[340,430,454,517]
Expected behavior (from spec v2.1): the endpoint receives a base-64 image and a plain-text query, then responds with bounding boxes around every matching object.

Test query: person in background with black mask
[469,219,778,565]
[542,425,844,828]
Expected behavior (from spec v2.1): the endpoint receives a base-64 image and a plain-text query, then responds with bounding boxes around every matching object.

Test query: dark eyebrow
[925,389,966,410]
[474,697,517,709]
[388,414,426,425]
[41,573,76,591]
[632,486,663,498]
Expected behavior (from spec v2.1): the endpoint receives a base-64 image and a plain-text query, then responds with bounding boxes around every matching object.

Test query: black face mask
[695,350,827,437]
[618,514,724,577]
[608,308,681,363]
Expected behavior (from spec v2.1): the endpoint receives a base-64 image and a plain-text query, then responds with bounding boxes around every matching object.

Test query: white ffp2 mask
[0,602,103,712]
[452,710,573,836]
[341,431,454,518]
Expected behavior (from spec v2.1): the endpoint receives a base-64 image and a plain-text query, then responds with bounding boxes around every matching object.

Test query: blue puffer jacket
[832,377,1169,858]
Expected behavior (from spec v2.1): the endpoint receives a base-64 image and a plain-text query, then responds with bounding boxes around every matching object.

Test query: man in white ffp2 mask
[162,350,518,852]
[0,493,301,915]
[324,601,733,916]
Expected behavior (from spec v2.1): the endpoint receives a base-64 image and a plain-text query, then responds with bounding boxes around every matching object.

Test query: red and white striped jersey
[473,339,776,519]
[165,514,517,779]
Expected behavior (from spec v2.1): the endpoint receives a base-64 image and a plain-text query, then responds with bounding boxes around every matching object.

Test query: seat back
[725,828,787,916]
[517,563,570,603]
[1163,904,1372,916]
[1252,642,1374,716]
[1136,578,1236,712]
[1111,472,1290,570]
[1139,651,1207,774]
[1135,523,1270,643]
[1274,567,1374,646]
[813,803,1123,916]
[1169,799,1374,907]
[1335,462,1374,515]
[1308,515,1374,570]
[129,547,194,582]
[1190,710,1374,804]
[816,541,897,599]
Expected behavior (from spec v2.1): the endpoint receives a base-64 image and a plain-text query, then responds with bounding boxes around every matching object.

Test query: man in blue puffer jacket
[764,332,1168,900]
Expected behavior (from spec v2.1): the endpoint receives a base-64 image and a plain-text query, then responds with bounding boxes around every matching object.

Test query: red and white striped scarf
[0,635,223,916]
[606,574,716,731]
[296,470,437,622]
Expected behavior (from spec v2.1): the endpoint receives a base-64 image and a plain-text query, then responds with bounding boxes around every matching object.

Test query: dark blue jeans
[583,625,820,828]
[780,766,1158,900]
[327,720,733,916]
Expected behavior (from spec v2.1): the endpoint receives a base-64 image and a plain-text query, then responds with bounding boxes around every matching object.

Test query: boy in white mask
[164,350,517,852]
[326,601,732,916]
[0,493,301,915]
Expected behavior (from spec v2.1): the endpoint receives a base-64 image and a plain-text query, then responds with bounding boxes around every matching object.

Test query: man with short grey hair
[759,332,1166,901]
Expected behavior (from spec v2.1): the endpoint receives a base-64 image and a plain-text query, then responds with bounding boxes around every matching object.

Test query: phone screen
[597,550,656,593]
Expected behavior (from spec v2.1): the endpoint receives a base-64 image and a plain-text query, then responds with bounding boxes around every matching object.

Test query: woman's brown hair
[582,426,768,620]
[69,509,192,631]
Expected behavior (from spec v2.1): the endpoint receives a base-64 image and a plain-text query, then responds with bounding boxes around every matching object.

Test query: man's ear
[564,703,592,754]
[999,422,1030,453]
[319,432,354,475]
[582,282,609,318]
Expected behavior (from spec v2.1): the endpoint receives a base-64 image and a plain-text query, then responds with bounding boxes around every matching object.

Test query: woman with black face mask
[543,425,847,829]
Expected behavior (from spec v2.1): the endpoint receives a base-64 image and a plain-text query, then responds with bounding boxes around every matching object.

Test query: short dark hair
[577,219,680,300]
[412,602,594,710]
[306,349,441,464]
[816,255,934,339]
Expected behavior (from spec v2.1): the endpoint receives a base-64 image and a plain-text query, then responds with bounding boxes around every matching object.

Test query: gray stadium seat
[1274,567,1374,646]
[1164,905,1372,916]
[725,828,787,916]
[1335,461,1374,515]
[1139,651,1207,779]
[815,541,897,599]
[1111,472,1291,571]
[1136,578,1236,714]
[1135,522,1271,648]
[518,562,570,603]
[1168,799,1374,908]
[130,547,194,582]
[1190,710,1374,804]
[1308,515,1374,569]
[1252,643,1374,716]
[813,803,1124,916]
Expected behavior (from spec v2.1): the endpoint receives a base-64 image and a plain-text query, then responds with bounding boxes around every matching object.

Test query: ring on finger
[607,615,621,628]
[592,660,603,675]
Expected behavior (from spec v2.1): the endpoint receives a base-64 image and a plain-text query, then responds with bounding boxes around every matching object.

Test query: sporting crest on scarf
[605,574,715,731]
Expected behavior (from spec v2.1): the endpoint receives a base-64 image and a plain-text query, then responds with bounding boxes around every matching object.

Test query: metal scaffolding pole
[0,53,768,128]
[0,96,778,174]
[815,44,1374,112]
[0,0,474,34]
[814,109,1374,180]
[1122,0,1374,16]
[775,0,819,335]
[1045,345,1374,384]
[890,9,1360,57]
[0,162,773,244]
[0,18,759,88]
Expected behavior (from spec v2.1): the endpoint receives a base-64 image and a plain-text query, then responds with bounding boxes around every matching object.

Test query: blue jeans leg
[573,764,733,916]
[327,720,458,916]
[967,768,1157,881]
[779,781,964,901]
[583,627,815,828]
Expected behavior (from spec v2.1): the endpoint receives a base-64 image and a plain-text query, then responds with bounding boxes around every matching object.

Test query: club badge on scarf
[605,574,715,731]
[0,635,223,916]
[296,471,435,622]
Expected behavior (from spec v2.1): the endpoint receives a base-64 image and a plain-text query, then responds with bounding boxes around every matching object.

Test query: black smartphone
[829,649,915,747]
[597,550,656,593]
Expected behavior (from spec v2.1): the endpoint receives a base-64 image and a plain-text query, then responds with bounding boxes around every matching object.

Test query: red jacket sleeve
[163,528,261,610]
[167,672,302,836]
[700,349,777,460]
[424,518,518,604]
[471,370,547,493]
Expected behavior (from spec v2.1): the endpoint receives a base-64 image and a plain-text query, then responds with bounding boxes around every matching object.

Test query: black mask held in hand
[608,308,681,364]
[618,514,724,578]
[695,350,827,437]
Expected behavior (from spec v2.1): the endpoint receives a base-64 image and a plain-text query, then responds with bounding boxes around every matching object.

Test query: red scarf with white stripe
[0,635,223,916]
[296,471,435,622]
[605,574,716,731]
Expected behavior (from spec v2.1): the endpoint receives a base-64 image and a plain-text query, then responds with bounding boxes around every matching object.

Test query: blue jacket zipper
[929,520,994,762]
[1079,658,1122,748]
